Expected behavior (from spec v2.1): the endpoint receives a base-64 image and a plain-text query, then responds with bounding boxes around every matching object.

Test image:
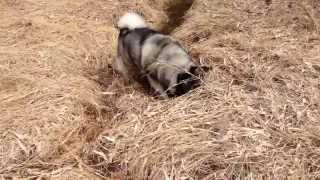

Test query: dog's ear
[190,65,212,76]
[200,65,212,72]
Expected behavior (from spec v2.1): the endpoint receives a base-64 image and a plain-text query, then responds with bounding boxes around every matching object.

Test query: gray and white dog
[113,12,209,98]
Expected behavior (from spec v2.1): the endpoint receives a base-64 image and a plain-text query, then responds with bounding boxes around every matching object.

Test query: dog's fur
[114,12,209,98]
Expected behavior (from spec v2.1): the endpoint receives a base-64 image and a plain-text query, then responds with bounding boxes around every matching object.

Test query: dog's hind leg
[113,57,131,81]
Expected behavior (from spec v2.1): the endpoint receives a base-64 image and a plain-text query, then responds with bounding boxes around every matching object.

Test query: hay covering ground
[0,0,165,179]
[1,0,320,179]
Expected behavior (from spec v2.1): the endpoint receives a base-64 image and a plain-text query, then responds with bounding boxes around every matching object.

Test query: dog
[113,12,210,98]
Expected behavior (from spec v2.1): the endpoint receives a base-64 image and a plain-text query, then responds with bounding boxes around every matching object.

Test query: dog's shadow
[96,65,155,98]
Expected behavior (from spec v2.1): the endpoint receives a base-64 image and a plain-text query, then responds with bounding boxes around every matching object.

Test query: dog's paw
[152,90,169,100]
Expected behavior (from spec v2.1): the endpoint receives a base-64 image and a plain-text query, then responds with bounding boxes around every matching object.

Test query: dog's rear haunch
[114,12,210,98]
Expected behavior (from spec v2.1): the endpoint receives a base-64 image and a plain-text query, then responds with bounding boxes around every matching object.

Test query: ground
[0,0,320,179]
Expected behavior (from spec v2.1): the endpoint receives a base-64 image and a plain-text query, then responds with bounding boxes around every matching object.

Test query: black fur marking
[119,28,130,37]
[177,72,192,83]
[136,28,157,46]
[174,72,196,97]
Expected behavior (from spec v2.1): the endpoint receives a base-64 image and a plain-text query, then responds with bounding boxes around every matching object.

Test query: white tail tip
[117,12,147,30]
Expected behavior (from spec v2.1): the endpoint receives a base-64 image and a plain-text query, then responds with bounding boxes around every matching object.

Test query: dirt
[159,0,195,34]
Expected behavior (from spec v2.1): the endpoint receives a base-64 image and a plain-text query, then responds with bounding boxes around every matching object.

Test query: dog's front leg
[146,75,168,99]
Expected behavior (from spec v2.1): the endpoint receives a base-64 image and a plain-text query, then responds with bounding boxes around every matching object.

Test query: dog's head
[167,65,211,97]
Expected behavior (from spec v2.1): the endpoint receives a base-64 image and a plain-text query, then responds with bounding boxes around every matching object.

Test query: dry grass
[0,0,167,179]
[1,0,320,179]
[86,0,320,179]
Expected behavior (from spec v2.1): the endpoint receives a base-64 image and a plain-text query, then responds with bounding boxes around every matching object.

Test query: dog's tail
[117,12,147,31]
